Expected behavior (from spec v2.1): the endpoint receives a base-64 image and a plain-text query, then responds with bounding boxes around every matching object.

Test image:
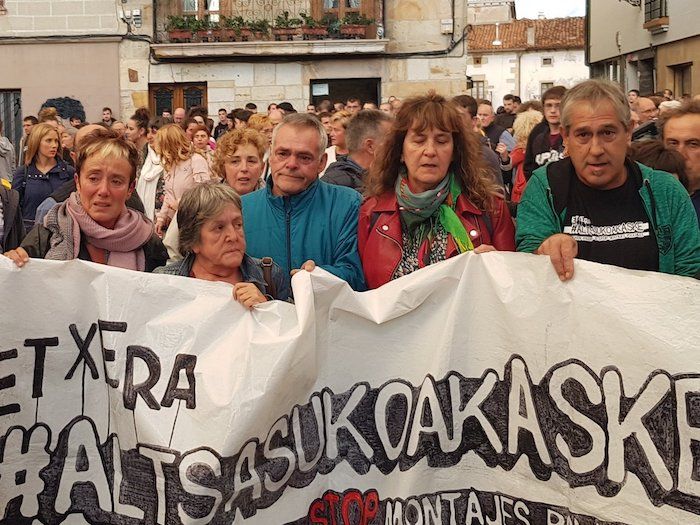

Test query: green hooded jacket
[516,158,700,278]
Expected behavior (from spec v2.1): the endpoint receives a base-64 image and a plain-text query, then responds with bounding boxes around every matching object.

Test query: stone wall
[0,0,121,35]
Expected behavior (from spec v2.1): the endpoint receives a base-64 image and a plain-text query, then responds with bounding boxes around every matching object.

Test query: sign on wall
[0,253,698,524]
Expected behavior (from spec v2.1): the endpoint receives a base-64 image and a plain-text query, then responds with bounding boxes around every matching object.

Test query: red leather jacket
[358,191,516,289]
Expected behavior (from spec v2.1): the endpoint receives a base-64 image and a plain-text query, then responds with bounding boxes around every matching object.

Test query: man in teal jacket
[242,113,366,291]
[516,79,700,280]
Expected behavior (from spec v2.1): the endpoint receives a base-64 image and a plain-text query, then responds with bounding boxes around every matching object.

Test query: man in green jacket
[516,79,700,280]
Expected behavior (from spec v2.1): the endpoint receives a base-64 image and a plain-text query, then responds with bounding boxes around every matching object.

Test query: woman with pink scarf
[4,128,167,271]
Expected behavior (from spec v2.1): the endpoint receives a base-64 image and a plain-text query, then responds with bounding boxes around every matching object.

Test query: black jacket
[1,187,26,251]
[323,157,366,192]
[523,120,565,181]
[483,122,507,151]
[21,224,167,272]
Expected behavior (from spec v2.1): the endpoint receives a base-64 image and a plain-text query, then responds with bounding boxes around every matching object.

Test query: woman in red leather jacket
[358,91,516,289]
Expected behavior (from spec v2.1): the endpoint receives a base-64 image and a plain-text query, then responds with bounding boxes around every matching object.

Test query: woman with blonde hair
[247,114,274,147]
[359,91,515,289]
[509,109,544,203]
[245,114,274,179]
[38,107,61,127]
[12,122,74,229]
[321,110,352,175]
[154,123,212,237]
[213,128,266,196]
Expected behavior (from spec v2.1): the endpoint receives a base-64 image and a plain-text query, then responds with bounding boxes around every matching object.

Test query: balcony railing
[152,0,386,58]
[155,0,379,43]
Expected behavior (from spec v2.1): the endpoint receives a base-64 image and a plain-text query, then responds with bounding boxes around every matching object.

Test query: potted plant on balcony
[339,12,373,39]
[194,18,222,43]
[272,11,301,41]
[246,18,270,41]
[221,16,246,42]
[299,12,330,40]
[165,15,196,43]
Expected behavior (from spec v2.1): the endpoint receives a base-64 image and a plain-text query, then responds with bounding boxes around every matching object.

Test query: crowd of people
[1,78,698,306]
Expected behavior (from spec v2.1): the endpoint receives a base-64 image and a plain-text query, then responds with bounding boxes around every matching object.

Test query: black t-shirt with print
[563,173,659,271]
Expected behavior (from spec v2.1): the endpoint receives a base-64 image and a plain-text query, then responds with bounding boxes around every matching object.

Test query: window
[183,0,220,22]
[311,0,376,25]
[472,81,486,100]
[540,82,553,96]
[541,57,553,66]
[149,83,208,116]
[309,77,380,107]
[473,56,483,66]
[644,0,667,22]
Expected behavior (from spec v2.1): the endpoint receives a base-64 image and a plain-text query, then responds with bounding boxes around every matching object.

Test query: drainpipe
[153,1,158,42]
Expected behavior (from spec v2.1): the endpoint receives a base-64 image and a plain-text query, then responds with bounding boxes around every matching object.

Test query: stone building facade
[587,0,700,96]
[0,0,476,131]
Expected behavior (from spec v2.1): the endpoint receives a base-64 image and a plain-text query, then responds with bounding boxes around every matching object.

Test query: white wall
[519,50,589,100]
[466,49,589,104]
[466,53,517,104]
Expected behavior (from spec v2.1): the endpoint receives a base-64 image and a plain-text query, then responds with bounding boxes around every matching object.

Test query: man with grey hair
[323,109,392,192]
[241,113,366,290]
[517,78,700,280]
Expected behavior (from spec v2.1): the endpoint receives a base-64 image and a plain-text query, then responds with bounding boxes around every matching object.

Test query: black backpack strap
[260,256,276,299]
[546,157,574,217]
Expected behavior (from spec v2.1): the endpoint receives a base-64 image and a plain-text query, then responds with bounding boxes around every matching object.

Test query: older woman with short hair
[358,91,515,289]
[5,128,166,271]
[154,184,290,307]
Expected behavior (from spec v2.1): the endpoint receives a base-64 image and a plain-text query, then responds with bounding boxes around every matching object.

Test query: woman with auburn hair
[321,110,352,175]
[358,91,515,289]
[153,123,212,237]
[12,122,75,230]
[4,128,166,271]
[192,124,214,168]
[125,107,151,161]
[213,128,266,196]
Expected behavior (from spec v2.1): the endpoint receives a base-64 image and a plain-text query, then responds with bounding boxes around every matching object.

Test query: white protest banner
[0,252,699,525]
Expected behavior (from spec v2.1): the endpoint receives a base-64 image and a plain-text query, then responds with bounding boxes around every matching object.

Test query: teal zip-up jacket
[242,178,366,291]
[516,158,700,277]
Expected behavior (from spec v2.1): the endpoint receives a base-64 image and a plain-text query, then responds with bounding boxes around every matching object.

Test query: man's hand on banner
[536,233,578,281]
[291,260,316,276]
[3,247,29,267]
[233,282,268,308]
